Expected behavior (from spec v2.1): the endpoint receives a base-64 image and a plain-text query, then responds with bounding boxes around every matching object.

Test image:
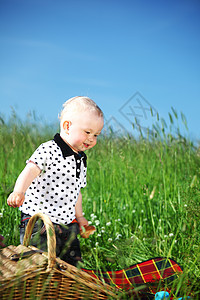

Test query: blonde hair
[59,96,103,123]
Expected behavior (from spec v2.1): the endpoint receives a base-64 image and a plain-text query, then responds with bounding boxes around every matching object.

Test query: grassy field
[0,110,200,298]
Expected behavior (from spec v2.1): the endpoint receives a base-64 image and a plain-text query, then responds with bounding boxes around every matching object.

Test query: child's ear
[63,120,71,134]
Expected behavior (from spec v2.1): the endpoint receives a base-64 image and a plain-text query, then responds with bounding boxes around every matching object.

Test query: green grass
[0,109,200,298]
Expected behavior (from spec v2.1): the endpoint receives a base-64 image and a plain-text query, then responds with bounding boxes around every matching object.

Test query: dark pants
[20,212,82,267]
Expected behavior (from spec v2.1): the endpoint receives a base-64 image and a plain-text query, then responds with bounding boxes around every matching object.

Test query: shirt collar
[53,133,87,167]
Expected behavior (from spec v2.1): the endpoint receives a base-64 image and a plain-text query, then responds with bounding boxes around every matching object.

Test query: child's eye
[85,131,90,134]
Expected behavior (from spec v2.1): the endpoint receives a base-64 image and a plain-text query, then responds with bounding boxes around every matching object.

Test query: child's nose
[88,135,94,142]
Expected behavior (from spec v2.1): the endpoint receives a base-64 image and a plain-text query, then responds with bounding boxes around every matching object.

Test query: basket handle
[23,212,56,270]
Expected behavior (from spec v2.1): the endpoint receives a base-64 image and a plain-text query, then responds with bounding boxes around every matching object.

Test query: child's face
[65,111,104,152]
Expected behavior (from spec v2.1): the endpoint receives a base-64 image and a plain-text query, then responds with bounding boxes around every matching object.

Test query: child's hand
[80,225,96,238]
[76,216,88,230]
[7,192,25,208]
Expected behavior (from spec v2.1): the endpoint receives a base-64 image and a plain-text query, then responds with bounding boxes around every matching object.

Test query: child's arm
[7,162,41,208]
[75,192,88,229]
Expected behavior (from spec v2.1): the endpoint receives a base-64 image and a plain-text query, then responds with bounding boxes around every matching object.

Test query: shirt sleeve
[26,142,50,171]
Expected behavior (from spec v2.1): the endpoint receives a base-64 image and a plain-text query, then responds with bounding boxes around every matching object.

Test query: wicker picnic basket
[0,213,118,300]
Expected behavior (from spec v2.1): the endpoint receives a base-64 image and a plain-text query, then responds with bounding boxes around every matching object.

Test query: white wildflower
[95,220,100,226]
[106,222,111,226]
[90,213,97,220]
[108,238,112,242]
[115,233,122,240]
[101,227,105,233]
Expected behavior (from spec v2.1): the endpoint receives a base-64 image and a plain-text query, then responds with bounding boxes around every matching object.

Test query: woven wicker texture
[0,213,118,300]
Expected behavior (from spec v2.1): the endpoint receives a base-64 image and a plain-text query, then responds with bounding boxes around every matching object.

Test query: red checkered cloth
[82,257,183,298]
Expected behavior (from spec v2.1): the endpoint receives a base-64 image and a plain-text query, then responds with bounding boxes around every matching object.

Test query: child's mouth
[83,143,89,148]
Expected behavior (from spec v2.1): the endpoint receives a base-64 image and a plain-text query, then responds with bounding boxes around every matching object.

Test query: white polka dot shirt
[20,133,87,225]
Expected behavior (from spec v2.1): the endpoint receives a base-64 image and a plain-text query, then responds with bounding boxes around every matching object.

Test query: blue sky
[0,0,200,141]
